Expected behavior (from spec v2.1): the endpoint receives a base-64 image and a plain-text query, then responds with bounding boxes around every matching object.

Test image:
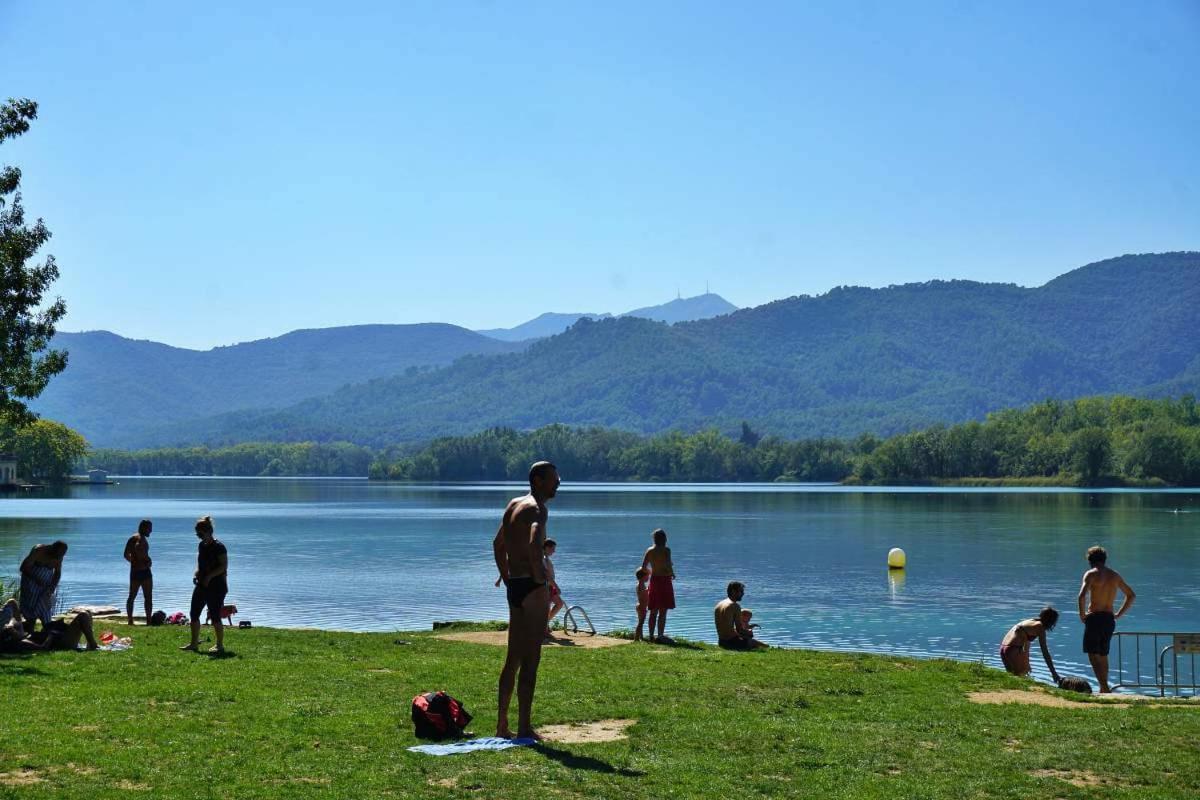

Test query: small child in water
[634,568,649,641]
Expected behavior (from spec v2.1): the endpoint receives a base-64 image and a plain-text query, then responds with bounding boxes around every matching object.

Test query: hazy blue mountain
[476,293,736,341]
[132,253,1200,449]
[620,292,738,324]
[31,324,524,446]
[477,312,612,342]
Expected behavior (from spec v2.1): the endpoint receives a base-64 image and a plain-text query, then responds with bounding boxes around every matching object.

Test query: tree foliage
[1,98,67,424]
[87,441,373,478]
[0,417,88,482]
[367,396,1200,486]
[852,395,1200,486]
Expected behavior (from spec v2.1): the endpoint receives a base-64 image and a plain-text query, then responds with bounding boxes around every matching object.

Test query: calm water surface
[3,478,1198,685]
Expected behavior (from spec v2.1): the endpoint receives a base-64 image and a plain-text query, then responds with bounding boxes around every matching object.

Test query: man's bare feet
[517,729,543,742]
[496,725,516,739]
[179,642,198,651]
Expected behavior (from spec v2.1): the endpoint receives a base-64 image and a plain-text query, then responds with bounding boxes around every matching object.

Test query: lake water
[3,478,1198,686]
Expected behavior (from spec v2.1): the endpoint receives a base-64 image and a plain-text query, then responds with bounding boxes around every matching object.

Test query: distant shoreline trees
[79,396,1200,487]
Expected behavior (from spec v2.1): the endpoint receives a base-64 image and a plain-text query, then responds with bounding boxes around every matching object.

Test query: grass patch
[1,625,1197,798]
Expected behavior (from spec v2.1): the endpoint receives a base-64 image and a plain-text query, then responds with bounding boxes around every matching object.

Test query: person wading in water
[492,461,560,740]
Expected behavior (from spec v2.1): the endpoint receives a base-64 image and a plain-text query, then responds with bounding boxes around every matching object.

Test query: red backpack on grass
[411,691,473,740]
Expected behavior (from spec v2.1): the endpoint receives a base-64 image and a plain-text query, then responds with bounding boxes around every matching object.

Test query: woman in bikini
[1000,607,1061,684]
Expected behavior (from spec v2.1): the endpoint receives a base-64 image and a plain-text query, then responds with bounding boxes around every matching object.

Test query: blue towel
[408,737,535,756]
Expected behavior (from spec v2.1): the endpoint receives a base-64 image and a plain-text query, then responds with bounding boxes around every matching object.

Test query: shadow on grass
[0,652,49,676]
[533,744,644,777]
[649,638,706,651]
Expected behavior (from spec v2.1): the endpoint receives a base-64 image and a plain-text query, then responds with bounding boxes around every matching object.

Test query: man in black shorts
[1077,545,1135,693]
[181,515,229,655]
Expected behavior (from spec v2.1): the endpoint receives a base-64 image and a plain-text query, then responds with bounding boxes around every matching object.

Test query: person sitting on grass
[544,539,564,637]
[999,607,1061,685]
[1,598,32,651]
[634,568,649,641]
[740,609,759,640]
[714,581,767,650]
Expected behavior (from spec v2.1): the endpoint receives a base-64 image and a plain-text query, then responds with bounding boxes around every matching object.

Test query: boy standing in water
[1078,545,1135,693]
[124,519,154,626]
[634,568,649,641]
[642,528,675,643]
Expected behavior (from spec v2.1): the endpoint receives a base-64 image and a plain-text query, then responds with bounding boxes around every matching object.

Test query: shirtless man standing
[124,519,154,626]
[493,461,560,740]
[1077,546,1135,693]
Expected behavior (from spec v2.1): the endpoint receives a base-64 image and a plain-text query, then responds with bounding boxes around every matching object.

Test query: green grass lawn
[1,623,1197,799]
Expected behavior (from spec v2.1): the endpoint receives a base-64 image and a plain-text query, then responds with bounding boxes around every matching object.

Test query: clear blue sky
[3,1,1198,349]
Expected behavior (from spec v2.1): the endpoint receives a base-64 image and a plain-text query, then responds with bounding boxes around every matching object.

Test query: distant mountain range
[83,251,1199,450]
[30,325,525,446]
[475,292,738,341]
[32,293,737,446]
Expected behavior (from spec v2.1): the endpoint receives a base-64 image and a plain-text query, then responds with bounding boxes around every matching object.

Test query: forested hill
[30,324,524,445]
[136,252,1200,448]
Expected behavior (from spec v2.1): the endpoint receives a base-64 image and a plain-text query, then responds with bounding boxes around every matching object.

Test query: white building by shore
[0,453,17,485]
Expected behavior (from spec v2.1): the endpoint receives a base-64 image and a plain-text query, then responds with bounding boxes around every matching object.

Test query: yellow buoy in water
[887,547,906,569]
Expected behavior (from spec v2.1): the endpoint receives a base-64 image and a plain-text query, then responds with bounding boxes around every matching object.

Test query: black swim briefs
[131,568,152,582]
[1083,611,1116,655]
[505,577,545,609]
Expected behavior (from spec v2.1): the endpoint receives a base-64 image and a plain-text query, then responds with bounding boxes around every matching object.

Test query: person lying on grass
[999,607,1060,684]
[1,603,98,652]
[714,581,767,650]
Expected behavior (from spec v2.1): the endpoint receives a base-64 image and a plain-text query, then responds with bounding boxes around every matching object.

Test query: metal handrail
[1113,632,1199,696]
[561,605,596,636]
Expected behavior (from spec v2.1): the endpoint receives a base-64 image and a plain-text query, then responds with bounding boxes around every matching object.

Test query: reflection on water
[2,478,1198,686]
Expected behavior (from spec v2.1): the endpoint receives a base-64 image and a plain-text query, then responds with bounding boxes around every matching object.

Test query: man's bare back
[1080,566,1127,615]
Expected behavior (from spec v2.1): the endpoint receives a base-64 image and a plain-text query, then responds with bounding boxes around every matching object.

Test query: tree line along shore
[18,395,1194,487]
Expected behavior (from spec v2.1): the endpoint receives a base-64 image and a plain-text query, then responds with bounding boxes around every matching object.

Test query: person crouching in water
[181,516,228,655]
[1000,607,1061,685]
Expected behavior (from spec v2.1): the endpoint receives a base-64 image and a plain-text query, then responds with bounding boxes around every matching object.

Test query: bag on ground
[411,691,473,740]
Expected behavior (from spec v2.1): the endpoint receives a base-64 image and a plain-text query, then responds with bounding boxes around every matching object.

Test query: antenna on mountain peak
[706,280,709,295]
[677,287,681,300]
